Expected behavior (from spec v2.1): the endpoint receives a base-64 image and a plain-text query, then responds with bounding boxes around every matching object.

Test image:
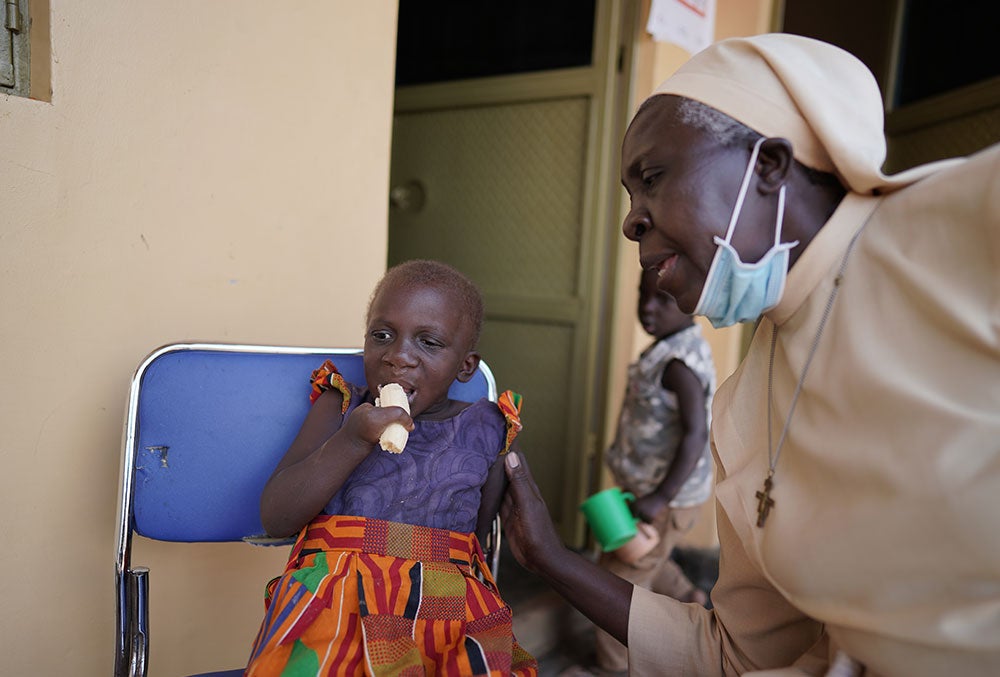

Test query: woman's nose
[623,209,651,241]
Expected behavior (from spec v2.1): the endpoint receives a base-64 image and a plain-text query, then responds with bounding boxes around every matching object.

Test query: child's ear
[456,351,481,383]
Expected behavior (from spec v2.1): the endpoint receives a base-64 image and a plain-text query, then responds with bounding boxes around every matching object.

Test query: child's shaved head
[368,260,484,350]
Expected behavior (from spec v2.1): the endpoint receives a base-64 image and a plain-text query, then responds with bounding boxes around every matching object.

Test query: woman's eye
[641,170,660,187]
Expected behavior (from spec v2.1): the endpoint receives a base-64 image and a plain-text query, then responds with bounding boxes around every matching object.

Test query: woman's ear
[757,137,794,194]
[456,351,481,383]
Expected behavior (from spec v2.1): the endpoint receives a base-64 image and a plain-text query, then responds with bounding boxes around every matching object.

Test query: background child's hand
[340,402,414,449]
[633,493,670,525]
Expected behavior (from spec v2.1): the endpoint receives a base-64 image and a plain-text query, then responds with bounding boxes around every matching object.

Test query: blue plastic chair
[113,342,500,677]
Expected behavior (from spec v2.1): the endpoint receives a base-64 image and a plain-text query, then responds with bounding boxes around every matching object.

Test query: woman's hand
[501,450,635,644]
[500,452,568,576]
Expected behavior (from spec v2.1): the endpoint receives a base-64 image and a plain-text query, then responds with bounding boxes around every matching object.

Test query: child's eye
[370,329,393,343]
[419,336,444,350]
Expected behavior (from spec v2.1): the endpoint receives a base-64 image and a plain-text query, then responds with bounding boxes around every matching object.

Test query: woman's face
[620,96,774,313]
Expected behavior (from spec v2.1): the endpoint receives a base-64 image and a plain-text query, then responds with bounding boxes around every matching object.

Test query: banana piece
[375,383,410,454]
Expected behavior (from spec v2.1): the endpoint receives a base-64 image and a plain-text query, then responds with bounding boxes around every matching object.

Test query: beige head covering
[647,33,960,195]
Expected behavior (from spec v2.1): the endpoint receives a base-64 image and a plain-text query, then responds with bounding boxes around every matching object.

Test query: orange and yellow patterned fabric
[309,360,352,412]
[496,391,522,455]
[245,515,537,676]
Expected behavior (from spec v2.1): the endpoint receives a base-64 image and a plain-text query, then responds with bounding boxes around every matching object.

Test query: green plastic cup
[580,487,638,551]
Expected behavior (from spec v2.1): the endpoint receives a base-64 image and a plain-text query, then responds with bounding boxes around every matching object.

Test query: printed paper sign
[646,0,716,55]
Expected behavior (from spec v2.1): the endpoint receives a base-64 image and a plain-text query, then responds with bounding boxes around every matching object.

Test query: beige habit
[627,35,1000,676]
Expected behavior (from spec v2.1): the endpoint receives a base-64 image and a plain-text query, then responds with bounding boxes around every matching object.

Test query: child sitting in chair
[244,259,537,676]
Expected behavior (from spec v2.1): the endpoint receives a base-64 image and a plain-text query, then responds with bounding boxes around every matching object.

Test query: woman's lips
[655,254,679,281]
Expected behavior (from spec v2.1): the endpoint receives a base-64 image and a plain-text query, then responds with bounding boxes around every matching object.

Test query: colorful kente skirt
[244,515,537,677]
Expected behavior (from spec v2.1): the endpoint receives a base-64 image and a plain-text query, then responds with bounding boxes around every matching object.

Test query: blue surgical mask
[693,137,797,328]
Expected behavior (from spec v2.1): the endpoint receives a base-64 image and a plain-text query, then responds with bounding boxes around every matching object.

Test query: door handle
[389,180,426,213]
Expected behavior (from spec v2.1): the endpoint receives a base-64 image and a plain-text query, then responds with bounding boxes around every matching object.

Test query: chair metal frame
[113,342,500,677]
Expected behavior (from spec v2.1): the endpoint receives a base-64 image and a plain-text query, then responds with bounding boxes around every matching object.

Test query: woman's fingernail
[507,452,520,468]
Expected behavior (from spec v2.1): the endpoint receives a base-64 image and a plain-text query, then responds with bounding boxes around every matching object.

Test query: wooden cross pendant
[755,475,775,527]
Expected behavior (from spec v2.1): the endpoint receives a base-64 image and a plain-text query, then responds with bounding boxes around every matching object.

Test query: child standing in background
[245,259,537,676]
[591,267,716,675]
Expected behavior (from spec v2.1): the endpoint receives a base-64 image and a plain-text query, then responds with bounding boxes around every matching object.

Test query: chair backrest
[117,342,497,547]
[113,342,498,677]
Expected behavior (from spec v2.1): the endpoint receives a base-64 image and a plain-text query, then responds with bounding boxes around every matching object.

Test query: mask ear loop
[773,183,786,246]
[720,136,767,245]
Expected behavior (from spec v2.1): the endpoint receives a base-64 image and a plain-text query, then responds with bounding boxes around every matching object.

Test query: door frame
[391,0,640,543]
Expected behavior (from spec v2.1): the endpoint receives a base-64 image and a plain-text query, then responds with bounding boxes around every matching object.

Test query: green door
[388,0,635,543]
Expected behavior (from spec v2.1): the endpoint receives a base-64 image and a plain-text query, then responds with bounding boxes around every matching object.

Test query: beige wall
[0,2,399,675]
[603,0,774,548]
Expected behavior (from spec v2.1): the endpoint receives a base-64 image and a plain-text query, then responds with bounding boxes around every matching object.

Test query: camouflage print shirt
[606,324,716,507]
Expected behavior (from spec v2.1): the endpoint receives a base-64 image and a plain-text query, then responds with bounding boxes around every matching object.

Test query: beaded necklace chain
[755,223,870,527]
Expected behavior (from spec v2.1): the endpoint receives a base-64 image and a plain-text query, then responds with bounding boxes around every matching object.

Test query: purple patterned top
[322,383,506,533]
